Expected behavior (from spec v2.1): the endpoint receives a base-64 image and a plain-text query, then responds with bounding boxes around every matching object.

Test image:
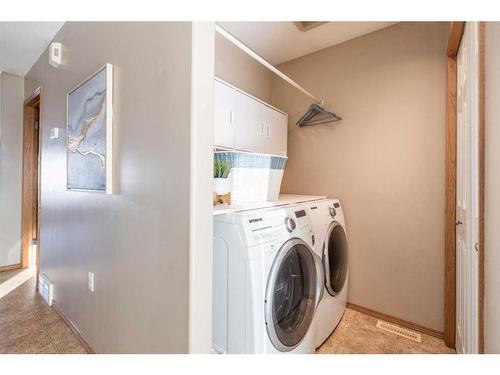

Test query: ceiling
[217,22,397,65]
[0,22,396,75]
[0,22,64,76]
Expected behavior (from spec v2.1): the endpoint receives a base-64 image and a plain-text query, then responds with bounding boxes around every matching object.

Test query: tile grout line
[2,278,84,354]
[31,309,61,354]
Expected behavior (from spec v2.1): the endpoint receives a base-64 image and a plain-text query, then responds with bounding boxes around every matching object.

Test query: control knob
[284,217,296,233]
[329,207,337,218]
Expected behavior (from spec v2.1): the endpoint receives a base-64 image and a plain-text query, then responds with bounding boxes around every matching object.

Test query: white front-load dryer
[212,204,324,354]
[307,199,349,348]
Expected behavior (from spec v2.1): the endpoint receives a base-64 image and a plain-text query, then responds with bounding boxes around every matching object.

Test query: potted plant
[213,159,231,195]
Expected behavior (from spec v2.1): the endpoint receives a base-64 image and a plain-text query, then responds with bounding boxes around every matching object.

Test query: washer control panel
[236,206,312,246]
[293,209,310,233]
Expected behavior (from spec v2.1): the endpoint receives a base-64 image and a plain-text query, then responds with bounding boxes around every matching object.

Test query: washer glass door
[323,222,348,296]
[265,238,318,351]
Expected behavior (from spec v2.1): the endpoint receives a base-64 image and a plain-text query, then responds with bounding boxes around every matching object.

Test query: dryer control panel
[236,206,313,247]
[330,200,344,220]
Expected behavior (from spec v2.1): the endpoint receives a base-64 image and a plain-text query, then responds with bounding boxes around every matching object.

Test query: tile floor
[0,268,22,284]
[0,271,88,354]
[317,308,456,354]
[1,270,454,355]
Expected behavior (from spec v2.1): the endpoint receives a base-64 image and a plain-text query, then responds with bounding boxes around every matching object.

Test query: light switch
[50,127,60,140]
[49,42,62,68]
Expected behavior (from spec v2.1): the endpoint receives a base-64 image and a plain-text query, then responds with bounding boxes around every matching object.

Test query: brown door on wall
[21,89,42,282]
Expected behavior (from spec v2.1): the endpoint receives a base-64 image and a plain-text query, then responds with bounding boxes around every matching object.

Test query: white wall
[25,22,213,353]
[484,21,500,354]
[0,72,24,268]
[188,22,215,353]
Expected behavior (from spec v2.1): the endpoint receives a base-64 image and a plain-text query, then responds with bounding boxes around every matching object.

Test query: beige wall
[215,32,273,103]
[271,22,447,331]
[0,72,24,267]
[484,22,500,354]
[24,22,203,353]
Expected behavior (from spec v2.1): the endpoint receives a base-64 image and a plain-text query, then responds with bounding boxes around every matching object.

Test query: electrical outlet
[88,272,95,292]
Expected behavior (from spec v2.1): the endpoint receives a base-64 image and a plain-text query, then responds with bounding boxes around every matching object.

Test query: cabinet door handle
[259,123,264,136]
[266,124,270,137]
[229,110,233,125]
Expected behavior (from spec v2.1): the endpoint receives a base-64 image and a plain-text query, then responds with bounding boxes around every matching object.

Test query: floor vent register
[376,320,422,342]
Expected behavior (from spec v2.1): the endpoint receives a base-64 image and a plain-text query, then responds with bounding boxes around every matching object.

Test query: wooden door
[21,90,41,274]
[32,107,40,268]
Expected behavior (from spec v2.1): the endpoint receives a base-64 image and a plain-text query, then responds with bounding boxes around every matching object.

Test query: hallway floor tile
[0,272,88,354]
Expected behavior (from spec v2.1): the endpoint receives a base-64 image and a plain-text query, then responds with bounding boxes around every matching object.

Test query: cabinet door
[233,91,266,153]
[214,80,235,148]
[264,106,288,156]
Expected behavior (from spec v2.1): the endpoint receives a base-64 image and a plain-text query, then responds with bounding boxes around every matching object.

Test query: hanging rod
[215,24,324,106]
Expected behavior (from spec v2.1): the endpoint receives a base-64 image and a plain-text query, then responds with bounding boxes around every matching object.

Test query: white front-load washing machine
[212,204,324,354]
[306,199,349,348]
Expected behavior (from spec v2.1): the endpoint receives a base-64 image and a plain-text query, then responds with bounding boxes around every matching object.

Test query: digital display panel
[295,210,306,218]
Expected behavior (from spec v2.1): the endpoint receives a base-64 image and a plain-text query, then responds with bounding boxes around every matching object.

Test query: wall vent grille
[376,320,422,342]
[38,273,54,306]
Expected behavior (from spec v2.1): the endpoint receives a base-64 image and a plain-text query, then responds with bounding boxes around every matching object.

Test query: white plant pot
[213,178,230,195]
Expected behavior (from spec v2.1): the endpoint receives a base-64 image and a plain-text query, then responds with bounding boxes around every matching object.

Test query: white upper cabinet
[233,90,266,153]
[263,104,288,156]
[214,80,235,149]
[214,79,288,156]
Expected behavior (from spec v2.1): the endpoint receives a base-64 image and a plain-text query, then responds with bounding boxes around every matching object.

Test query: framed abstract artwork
[67,63,113,193]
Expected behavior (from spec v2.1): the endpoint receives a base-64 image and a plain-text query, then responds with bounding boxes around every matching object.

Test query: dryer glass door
[265,238,318,351]
[323,222,348,296]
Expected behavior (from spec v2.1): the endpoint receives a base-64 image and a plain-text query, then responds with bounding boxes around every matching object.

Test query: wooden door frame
[444,22,485,353]
[20,87,42,278]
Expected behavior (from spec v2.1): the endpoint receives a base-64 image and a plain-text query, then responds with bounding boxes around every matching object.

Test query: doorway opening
[20,88,42,284]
